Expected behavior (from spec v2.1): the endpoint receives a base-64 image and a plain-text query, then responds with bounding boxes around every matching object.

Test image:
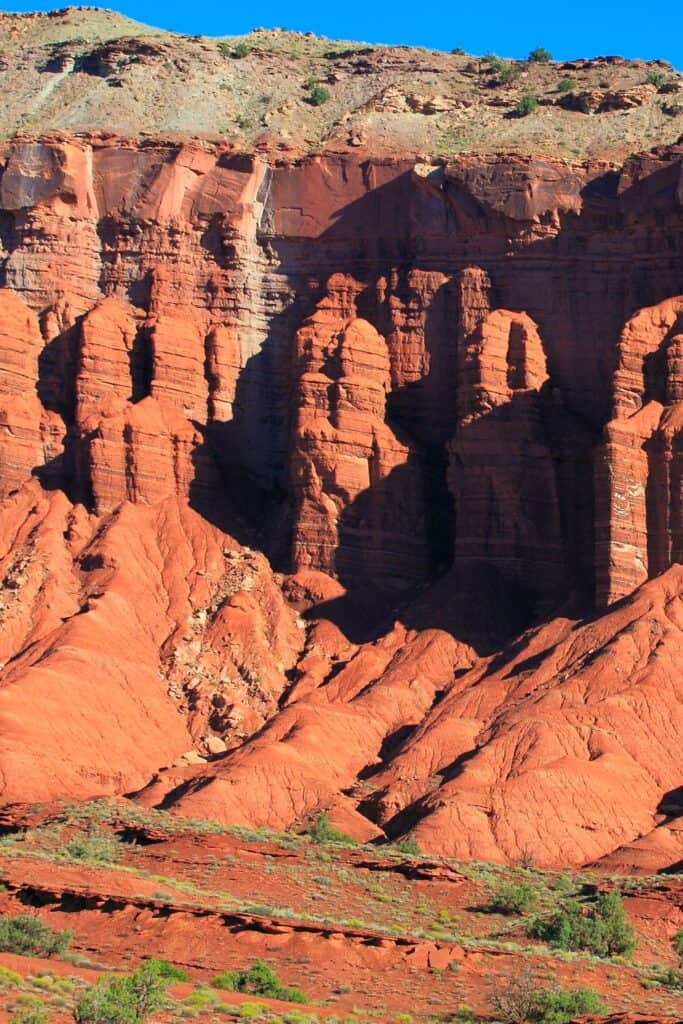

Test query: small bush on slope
[528,47,552,62]
[212,961,306,1004]
[64,830,122,865]
[532,987,604,1024]
[74,960,171,1024]
[527,891,635,958]
[515,94,539,116]
[491,969,603,1024]
[307,813,355,846]
[489,881,538,915]
[308,85,330,106]
[11,999,49,1024]
[394,837,421,856]
[0,915,72,958]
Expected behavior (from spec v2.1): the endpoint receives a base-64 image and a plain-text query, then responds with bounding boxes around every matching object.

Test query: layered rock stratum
[0,8,682,872]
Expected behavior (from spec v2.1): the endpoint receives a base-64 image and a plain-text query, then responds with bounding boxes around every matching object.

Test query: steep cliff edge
[0,51,682,864]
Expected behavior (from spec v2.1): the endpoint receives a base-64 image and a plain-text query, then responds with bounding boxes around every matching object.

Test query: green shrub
[527,892,636,958]
[646,70,666,87]
[239,1004,267,1019]
[557,77,576,93]
[213,971,240,991]
[212,962,306,1004]
[0,915,72,958]
[281,1013,316,1024]
[64,831,122,865]
[490,882,538,915]
[75,977,139,1024]
[531,987,603,1024]
[279,988,307,1005]
[451,48,466,56]
[394,837,421,856]
[482,53,505,73]
[515,94,539,116]
[218,40,251,58]
[11,1001,49,1024]
[528,47,552,63]
[183,987,221,1008]
[74,961,171,1024]
[308,86,330,106]
[653,965,683,989]
[499,65,520,86]
[674,927,683,961]
[0,965,23,987]
[10,999,49,1024]
[142,959,188,982]
[307,813,355,846]
[492,973,602,1024]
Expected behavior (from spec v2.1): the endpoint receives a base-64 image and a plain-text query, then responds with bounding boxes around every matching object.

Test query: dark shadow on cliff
[301,384,594,651]
[188,282,325,563]
[189,151,682,647]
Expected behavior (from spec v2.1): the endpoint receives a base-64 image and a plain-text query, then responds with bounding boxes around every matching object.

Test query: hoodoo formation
[0,9,682,1019]
[1,130,683,864]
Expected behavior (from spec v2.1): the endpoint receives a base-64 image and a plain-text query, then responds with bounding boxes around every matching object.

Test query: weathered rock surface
[0,136,681,865]
[0,289,63,498]
[290,274,432,589]
[449,304,564,596]
[0,10,681,161]
[595,297,683,606]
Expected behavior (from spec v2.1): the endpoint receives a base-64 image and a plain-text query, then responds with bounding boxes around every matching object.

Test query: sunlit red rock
[0,137,680,869]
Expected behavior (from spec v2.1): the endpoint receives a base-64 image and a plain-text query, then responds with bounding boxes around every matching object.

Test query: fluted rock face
[595,297,683,606]
[0,140,681,603]
[84,397,206,513]
[448,305,565,595]
[58,297,214,514]
[1,138,683,866]
[149,311,209,422]
[74,298,140,422]
[0,139,681,603]
[290,275,431,589]
[0,289,63,498]
[205,325,241,422]
[0,289,44,396]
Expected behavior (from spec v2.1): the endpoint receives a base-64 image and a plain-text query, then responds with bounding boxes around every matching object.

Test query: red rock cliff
[0,137,682,865]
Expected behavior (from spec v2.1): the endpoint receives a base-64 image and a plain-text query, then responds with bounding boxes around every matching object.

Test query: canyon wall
[0,137,682,864]
[1,139,682,608]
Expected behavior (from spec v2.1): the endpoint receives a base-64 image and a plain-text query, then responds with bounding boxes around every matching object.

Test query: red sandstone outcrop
[83,396,205,513]
[0,482,304,800]
[290,274,432,589]
[448,302,564,596]
[0,289,63,498]
[139,622,472,835]
[0,138,680,867]
[595,297,683,606]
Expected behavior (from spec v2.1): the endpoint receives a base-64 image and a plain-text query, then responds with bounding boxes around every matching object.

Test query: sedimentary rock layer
[0,138,681,865]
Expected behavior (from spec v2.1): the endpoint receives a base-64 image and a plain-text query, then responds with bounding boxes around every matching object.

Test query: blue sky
[3,0,682,68]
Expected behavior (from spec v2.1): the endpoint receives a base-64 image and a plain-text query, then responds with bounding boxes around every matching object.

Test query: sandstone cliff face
[290,273,432,589]
[449,302,565,596]
[595,297,683,605]
[0,137,682,865]
[2,139,681,601]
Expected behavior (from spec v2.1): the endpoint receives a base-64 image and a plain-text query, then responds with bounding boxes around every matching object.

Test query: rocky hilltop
[0,10,681,877]
[0,7,682,157]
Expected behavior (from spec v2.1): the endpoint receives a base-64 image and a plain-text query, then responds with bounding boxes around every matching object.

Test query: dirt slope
[0,8,681,157]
